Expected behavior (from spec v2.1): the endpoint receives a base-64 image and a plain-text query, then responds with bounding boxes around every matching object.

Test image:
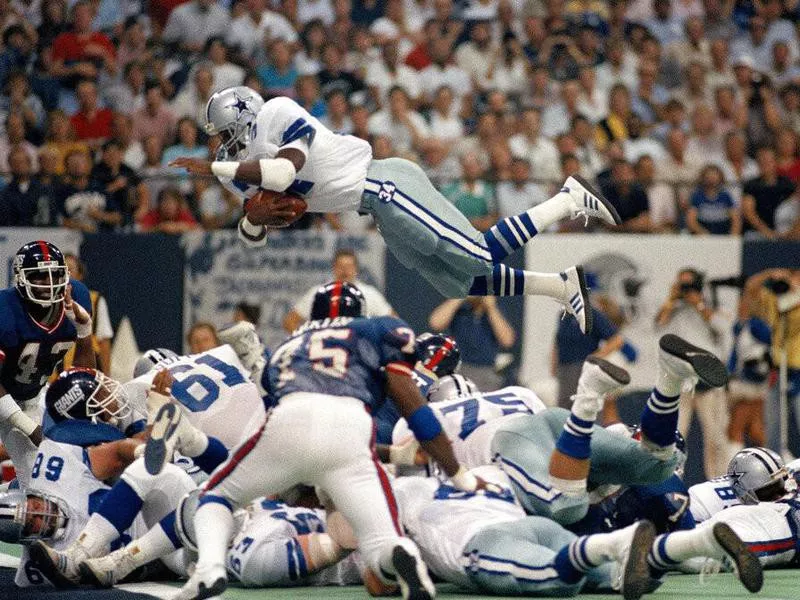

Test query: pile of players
[0,239,795,600]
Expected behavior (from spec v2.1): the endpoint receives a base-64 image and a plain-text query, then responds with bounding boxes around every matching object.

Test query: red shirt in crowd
[51,32,116,63]
[138,208,198,229]
[70,108,114,141]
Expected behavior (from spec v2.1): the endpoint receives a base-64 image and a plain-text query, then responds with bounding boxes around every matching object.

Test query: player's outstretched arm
[386,371,485,492]
[170,148,306,191]
[87,438,144,482]
[0,381,42,446]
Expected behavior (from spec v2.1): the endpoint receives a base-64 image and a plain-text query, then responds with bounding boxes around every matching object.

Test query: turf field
[2,542,799,600]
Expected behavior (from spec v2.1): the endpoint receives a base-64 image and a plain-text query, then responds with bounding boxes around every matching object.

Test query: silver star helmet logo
[227,93,251,118]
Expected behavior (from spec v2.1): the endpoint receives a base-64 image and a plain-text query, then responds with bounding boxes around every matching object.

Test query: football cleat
[712,522,763,593]
[391,546,436,600]
[171,563,228,600]
[658,334,728,389]
[560,265,593,335]
[217,320,266,375]
[577,356,631,398]
[79,546,139,587]
[563,175,622,227]
[617,521,658,600]
[144,403,182,475]
[29,539,87,588]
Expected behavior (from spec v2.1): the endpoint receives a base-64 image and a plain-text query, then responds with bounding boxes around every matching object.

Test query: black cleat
[392,546,436,600]
[659,334,728,388]
[713,522,763,593]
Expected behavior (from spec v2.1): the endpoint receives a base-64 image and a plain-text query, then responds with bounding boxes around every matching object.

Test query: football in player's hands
[245,189,307,228]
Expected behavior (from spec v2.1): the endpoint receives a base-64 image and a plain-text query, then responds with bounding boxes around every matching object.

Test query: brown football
[245,189,308,228]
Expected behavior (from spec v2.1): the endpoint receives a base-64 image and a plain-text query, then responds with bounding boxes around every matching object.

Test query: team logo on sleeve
[378,182,397,203]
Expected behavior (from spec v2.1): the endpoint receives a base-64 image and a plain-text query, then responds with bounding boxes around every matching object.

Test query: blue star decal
[227,93,251,118]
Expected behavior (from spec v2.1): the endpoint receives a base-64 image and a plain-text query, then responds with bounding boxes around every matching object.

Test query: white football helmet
[727,447,796,504]
[204,86,265,159]
[0,491,68,544]
[427,374,479,403]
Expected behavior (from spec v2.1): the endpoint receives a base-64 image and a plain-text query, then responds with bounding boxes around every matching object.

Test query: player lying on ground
[172,282,496,600]
[0,241,95,485]
[392,333,728,525]
[172,87,625,334]
[392,466,762,600]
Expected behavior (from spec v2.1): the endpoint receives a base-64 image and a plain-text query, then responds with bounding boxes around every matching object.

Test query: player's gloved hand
[388,435,427,466]
[237,216,268,248]
[65,284,92,338]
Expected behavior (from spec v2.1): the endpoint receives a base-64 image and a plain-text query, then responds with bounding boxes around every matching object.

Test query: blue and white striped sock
[469,264,526,295]
[647,533,682,577]
[555,414,594,460]
[554,536,600,584]
[484,213,538,262]
[640,389,680,448]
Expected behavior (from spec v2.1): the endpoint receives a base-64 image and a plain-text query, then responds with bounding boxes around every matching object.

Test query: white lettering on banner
[181,231,387,354]
[0,228,82,288]
[520,235,742,397]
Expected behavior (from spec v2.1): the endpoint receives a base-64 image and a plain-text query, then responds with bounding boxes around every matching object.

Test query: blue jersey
[0,281,92,402]
[268,316,417,409]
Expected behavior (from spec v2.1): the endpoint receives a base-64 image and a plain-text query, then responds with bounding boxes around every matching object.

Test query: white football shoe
[560,265,593,335]
[29,540,89,588]
[391,545,437,600]
[658,334,728,390]
[79,546,139,587]
[562,174,622,227]
[608,521,657,600]
[577,356,631,398]
[171,563,228,600]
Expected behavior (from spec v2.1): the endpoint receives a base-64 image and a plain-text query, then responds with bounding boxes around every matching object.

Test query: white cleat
[79,546,139,588]
[577,357,631,398]
[144,403,183,475]
[392,546,436,600]
[172,564,228,600]
[562,175,622,226]
[29,540,88,588]
[614,521,657,600]
[560,265,593,335]
[217,320,266,374]
[658,334,728,390]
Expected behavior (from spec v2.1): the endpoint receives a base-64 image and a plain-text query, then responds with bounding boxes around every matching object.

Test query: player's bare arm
[87,438,144,482]
[170,148,306,189]
[0,380,43,446]
[65,284,97,370]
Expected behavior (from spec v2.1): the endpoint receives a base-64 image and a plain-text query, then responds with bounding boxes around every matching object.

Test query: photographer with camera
[656,268,731,477]
[742,268,800,454]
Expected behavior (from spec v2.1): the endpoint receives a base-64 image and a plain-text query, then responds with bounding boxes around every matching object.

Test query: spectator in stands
[170,63,215,127]
[595,83,630,151]
[0,25,37,92]
[631,59,669,124]
[541,80,581,138]
[720,130,758,202]
[162,0,230,57]
[421,138,461,187]
[713,85,746,136]
[195,178,239,230]
[601,158,653,232]
[732,15,772,70]
[687,163,741,235]
[428,296,516,390]
[657,127,698,202]
[58,149,121,232]
[686,103,725,166]
[667,15,710,70]
[227,0,297,62]
[294,74,326,118]
[93,139,148,227]
[257,39,298,98]
[657,267,730,478]
[206,37,245,90]
[776,129,800,184]
[367,85,428,154]
[103,61,145,114]
[63,253,114,373]
[111,112,144,171]
[635,154,677,232]
[570,114,603,175]
[282,248,395,331]
[425,85,462,143]
[1,70,46,134]
[187,321,219,354]
[419,36,471,104]
[575,65,606,123]
[508,106,560,182]
[742,146,797,238]
[623,112,665,163]
[645,0,684,46]
[116,17,149,71]
[132,80,176,148]
[495,156,548,220]
[745,75,782,155]
[318,43,365,99]
[0,146,56,226]
[138,186,200,233]
[0,111,39,173]
[455,20,497,93]
[779,83,800,134]
[69,79,112,146]
[49,0,117,89]
[366,38,420,106]
[442,151,496,232]
[320,89,352,133]
[163,117,207,193]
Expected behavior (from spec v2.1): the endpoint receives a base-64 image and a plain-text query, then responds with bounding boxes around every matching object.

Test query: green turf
[4,542,799,599]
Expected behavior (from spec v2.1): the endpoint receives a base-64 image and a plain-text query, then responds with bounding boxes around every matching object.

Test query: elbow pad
[259,157,297,191]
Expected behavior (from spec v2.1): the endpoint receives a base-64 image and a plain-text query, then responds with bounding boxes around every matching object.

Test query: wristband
[0,394,21,421]
[450,466,478,492]
[211,161,239,179]
[75,318,92,339]
[406,405,442,442]
[8,410,38,436]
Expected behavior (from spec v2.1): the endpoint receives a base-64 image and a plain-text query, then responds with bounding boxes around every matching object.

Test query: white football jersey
[125,345,265,449]
[688,476,742,522]
[392,386,547,467]
[228,499,361,587]
[394,468,524,588]
[219,96,372,213]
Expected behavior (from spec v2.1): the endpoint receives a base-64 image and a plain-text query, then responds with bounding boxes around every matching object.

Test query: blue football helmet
[45,368,131,424]
[310,281,365,320]
[416,333,461,376]
[0,490,68,543]
[13,240,69,306]
[204,86,264,159]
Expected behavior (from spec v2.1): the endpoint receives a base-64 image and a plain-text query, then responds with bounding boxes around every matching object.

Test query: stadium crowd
[0,0,799,236]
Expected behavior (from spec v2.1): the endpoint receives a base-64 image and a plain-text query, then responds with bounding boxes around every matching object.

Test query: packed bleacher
[0,0,798,238]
